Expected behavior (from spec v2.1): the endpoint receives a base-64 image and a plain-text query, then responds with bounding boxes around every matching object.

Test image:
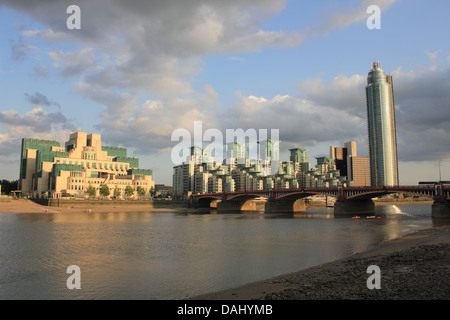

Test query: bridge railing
[191,185,446,198]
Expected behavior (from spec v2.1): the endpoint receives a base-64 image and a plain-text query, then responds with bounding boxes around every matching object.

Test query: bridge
[189,184,450,218]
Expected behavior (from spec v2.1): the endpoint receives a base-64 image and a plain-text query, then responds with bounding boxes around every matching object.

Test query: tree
[99,184,110,198]
[149,186,156,198]
[136,186,145,198]
[124,185,134,198]
[1,179,18,195]
[85,185,96,198]
[113,186,121,198]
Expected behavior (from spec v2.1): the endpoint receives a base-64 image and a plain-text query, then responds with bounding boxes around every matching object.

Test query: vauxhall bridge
[189,184,450,218]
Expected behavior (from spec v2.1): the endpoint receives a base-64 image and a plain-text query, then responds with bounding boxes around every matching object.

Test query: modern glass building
[366,62,399,186]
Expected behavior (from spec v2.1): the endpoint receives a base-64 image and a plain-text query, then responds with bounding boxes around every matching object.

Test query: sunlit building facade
[19,132,155,198]
[330,141,370,186]
[366,62,399,186]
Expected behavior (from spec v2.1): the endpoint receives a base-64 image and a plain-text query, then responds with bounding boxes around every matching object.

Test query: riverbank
[0,198,434,214]
[192,224,450,300]
[0,198,174,213]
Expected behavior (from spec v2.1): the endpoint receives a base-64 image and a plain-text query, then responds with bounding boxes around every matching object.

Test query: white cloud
[5,0,398,99]
[49,48,97,77]
[227,93,364,150]
[0,106,77,161]
[297,74,366,116]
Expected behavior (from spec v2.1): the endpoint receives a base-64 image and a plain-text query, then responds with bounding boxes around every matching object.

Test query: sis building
[19,132,155,198]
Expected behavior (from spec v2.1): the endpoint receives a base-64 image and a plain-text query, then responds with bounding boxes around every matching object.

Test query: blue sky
[0,0,449,185]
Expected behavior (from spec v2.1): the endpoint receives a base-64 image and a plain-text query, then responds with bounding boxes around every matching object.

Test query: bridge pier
[334,199,375,216]
[189,197,218,209]
[216,200,256,212]
[432,201,450,219]
[265,199,306,213]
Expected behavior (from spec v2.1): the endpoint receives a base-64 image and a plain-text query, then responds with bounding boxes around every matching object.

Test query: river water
[0,203,440,299]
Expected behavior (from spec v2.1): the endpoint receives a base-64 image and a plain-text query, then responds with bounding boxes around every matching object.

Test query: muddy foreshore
[192,225,450,300]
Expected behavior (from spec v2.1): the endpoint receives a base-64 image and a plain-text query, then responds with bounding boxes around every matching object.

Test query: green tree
[113,186,121,198]
[124,185,134,198]
[149,186,156,198]
[99,184,110,198]
[1,179,18,195]
[85,184,96,198]
[136,186,145,198]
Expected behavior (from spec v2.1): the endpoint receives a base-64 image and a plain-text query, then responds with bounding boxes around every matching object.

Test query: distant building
[347,156,370,187]
[366,62,399,186]
[289,148,308,164]
[330,141,370,186]
[154,184,173,197]
[19,132,155,198]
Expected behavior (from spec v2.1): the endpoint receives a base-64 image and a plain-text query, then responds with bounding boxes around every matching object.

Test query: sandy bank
[192,225,450,300]
[0,199,173,213]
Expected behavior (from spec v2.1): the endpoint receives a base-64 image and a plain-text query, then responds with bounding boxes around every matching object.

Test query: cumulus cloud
[0,106,72,133]
[0,106,77,159]
[25,92,61,109]
[3,0,394,97]
[297,74,366,116]
[72,80,221,154]
[226,93,364,150]
[5,0,289,96]
[392,64,450,161]
[49,48,97,77]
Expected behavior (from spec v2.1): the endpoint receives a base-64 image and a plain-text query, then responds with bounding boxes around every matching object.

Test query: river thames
[0,203,438,299]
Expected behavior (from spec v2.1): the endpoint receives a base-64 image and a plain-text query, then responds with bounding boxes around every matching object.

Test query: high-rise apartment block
[330,141,370,186]
[173,141,352,198]
[19,132,155,198]
[366,62,399,186]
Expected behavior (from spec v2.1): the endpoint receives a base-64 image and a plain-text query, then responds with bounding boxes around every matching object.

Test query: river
[0,203,438,299]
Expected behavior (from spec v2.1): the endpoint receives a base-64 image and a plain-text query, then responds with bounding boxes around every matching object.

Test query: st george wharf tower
[365,62,399,186]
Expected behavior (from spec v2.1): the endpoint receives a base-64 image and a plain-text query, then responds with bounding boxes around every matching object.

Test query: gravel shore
[193,224,450,300]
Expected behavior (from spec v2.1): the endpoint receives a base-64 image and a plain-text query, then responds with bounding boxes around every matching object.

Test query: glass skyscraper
[366,62,399,186]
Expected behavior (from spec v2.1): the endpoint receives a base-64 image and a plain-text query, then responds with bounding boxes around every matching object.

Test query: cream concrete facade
[19,132,155,198]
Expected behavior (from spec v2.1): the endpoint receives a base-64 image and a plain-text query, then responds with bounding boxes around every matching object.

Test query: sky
[0,0,449,186]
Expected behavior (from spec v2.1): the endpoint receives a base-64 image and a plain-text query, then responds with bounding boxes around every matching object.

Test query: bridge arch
[226,193,268,201]
[191,195,221,209]
[276,191,338,200]
[346,191,396,200]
